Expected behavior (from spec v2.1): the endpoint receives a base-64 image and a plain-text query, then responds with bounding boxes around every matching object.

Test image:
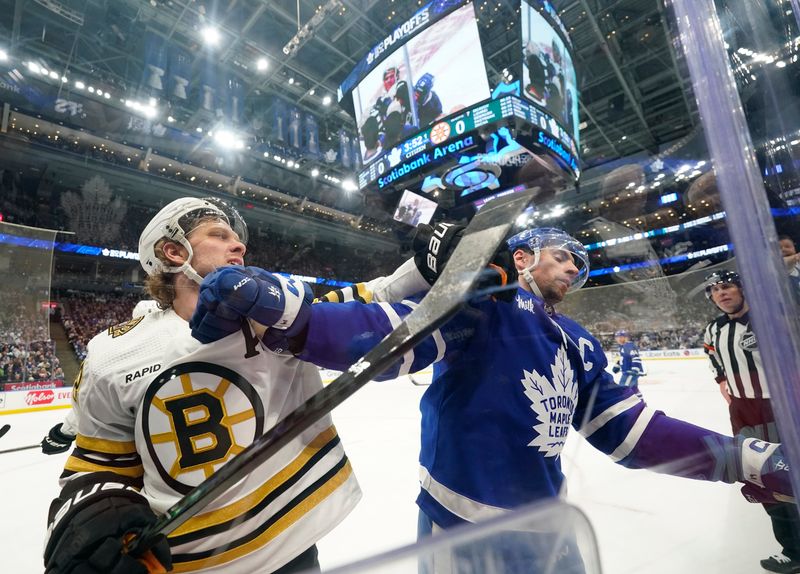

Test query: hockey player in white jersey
[190,224,795,573]
[43,197,360,574]
[40,300,161,456]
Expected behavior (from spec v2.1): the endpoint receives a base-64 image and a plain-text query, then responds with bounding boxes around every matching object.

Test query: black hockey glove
[412,221,466,285]
[45,476,172,574]
[41,423,75,455]
[413,221,516,302]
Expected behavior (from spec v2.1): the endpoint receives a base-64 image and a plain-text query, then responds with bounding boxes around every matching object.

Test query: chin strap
[164,240,204,286]
[519,247,545,300]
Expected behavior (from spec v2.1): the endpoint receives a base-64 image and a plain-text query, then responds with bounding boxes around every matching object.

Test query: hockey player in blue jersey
[612,330,644,397]
[190,226,795,573]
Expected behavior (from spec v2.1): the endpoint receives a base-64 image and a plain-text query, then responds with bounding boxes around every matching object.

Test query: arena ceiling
[0,0,697,176]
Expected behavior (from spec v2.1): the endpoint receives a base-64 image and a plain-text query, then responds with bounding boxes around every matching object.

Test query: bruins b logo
[109,316,144,338]
[141,362,265,494]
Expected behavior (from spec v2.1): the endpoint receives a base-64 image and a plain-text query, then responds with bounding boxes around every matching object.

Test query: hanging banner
[198,62,217,113]
[304,112,320,155]
[221,74,245,124]
[351,136,362,171]
[167,44,192,101]
[272,98,288,142]
[339,129,352,168]
[142,31,168,92]
[288,106,302,148]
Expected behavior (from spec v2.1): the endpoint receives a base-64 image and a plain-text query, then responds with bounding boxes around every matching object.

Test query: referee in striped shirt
[702,270,800,574]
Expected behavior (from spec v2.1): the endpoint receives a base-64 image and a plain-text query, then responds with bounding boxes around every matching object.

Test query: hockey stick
[128,190,536,554]
[0,443,39,455]
[0,424,9,440]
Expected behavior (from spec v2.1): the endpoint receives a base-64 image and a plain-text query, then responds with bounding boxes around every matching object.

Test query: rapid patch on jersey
[520,345,578,457]
[140,361,265,494]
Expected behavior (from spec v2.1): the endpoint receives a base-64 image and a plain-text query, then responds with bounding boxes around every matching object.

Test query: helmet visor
[509,228,590,292]
[179,198,248,245]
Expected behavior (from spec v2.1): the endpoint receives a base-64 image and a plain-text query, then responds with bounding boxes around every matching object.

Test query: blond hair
[143,238,176,309]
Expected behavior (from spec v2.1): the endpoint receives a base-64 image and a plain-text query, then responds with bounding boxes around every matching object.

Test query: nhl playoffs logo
[519,345,578,457]
[739,330,758,352]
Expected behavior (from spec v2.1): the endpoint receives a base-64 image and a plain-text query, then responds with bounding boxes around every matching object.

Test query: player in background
[702,270,800,573]
[413,73,443,126]
[524,43,547,101]
[381,79,414,146]
[359,115,382,162]
[373,66,400,120]
[40,299,162,456]
[779,235,800,302]
[612,330,644,398]
[191,225,795,574]
[43,197,360,574]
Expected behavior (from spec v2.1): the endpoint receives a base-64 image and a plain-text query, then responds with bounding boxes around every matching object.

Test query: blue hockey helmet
[507,227,590,294]
[703,269,742,300]
[414,73,434,103]
[614,330,628,338]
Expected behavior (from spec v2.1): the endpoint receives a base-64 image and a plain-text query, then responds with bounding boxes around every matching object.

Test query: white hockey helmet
[507,227,590,298]
[138,196,248,284]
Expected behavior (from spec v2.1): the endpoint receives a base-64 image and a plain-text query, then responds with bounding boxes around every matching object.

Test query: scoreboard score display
[357,95,580,190]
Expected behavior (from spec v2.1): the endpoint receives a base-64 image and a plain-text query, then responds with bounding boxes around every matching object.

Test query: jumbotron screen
[521,0,580,146]
[349,2,491,166]
[393,189,438,227]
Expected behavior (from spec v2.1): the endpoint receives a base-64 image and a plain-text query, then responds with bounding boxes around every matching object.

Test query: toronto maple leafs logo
[519,345,579,457]
[388,147,402,167]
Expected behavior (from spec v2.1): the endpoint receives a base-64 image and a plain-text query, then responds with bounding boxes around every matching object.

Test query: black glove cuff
[45,474,146,563]
[412,222,465,285]
[51,423,75,443]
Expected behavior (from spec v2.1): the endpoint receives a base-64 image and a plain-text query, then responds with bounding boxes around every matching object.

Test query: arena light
[311,168,320,177]
[0,50,7,61]
[26,61,41,74]
[74,80,85,89]
[256,57,268,71]
[322,95,332,106]
[202,26,221,46]
[342,179,357,192]
[214,129,245,150]
[48,70,59,80]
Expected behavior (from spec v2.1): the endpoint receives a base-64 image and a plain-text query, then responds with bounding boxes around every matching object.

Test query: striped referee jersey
[703,312,769,399]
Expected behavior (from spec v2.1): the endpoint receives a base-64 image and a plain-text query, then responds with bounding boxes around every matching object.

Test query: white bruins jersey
[64,308,360,573]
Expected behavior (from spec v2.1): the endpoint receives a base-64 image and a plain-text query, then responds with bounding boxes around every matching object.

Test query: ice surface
[0,358,777,573]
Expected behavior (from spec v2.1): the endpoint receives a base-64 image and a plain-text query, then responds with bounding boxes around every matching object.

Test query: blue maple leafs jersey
[619,341,644,373]
[299,288,738,528]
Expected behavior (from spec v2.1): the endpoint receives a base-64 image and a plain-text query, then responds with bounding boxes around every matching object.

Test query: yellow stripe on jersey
[170,426,339,537]
[354,283,373,304]
[170,460,354,572]
[315,282,374,304]
[76,435,137,455]
[64,455,144,478]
